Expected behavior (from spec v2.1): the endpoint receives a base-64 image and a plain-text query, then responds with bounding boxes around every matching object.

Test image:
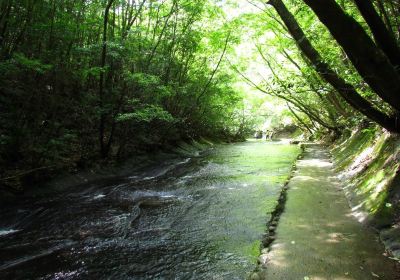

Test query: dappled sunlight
[299,159,333,168]
[325,221,345,228]
[263,220,394,278]
[349,147,374,171]
[349,210,368,223]
[292,175,320,182]
[328,176,342,184]
[262,243,290,269]
[1,0,400,278]
[325,232,352,244]
[261,144,399,280]
[258,253,270,266]
[370,179,389,199]
[350,201,365,212]
[295,224,312,230]
[346,199,368,223]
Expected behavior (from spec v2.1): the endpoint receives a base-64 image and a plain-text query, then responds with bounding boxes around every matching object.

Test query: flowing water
[0,141,299,279]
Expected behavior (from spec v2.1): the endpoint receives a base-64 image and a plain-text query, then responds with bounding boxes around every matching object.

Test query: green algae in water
[202,142,300,272]
[0,141,300,279]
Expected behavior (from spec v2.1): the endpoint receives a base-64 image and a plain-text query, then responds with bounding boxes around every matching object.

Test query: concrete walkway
[259,144,399,280]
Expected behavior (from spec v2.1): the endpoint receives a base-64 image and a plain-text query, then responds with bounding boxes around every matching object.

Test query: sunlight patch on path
[258,144,399,280]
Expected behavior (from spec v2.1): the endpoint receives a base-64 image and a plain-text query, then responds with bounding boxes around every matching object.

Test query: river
[0,140,299,279]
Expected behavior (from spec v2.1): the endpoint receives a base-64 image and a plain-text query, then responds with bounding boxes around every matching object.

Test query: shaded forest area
[0,0,248,188]
[1,0,400,191]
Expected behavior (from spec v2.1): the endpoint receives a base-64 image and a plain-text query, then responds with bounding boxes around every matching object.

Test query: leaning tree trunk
[301,0,400,112]
[353,0,400,70]
[267,0,400,133]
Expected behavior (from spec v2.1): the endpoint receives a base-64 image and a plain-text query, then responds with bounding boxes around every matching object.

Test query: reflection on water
[0,141,299,279]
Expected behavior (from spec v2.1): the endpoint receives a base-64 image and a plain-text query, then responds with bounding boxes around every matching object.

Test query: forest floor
[257,144,399,280]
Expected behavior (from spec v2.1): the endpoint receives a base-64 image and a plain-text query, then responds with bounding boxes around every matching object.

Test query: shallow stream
[0,140,299,279]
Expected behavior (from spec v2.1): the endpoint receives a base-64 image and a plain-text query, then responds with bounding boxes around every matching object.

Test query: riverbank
[332,127,400,260]
[0,138,216,205]
[253,144,399,279]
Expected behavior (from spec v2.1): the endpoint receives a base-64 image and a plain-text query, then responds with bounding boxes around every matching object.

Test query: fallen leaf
[371,272,380,278]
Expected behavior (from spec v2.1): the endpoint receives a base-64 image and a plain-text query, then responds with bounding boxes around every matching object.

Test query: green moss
[356,170,383,197]
[332,129,376,172]
[241,240,262,261]
[334,128,400,226]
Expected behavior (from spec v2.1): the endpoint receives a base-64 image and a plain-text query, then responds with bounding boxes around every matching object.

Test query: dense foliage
[240,0,400,138]
[0,0,251,184]
[1,0,400,188]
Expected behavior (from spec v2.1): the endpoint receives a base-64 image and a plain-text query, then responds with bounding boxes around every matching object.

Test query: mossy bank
[332,126,400,260]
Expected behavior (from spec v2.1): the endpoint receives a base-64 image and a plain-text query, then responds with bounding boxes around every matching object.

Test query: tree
[99,0,115,158]
[301,0,400,112]
[353,0,400,69]
[267,0,400,132]
[0,0,249,184]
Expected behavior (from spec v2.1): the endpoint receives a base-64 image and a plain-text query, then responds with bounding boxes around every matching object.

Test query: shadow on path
[259,144,399,280]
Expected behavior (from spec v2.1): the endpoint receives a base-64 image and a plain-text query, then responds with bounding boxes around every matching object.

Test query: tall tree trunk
[267,0,400,132]
[146,1,176,66]
[48,0,56,50]
[387,0,400,40]
[0,0,12,50]
[353,0,400,69]
[301,0,400,112]
[195,31,231,105]
[99,0,114,159]
[8,0,35,57]
[376,0,394,35]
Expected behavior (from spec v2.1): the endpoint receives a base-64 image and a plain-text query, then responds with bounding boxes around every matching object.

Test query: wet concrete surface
[0,141,299,279]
